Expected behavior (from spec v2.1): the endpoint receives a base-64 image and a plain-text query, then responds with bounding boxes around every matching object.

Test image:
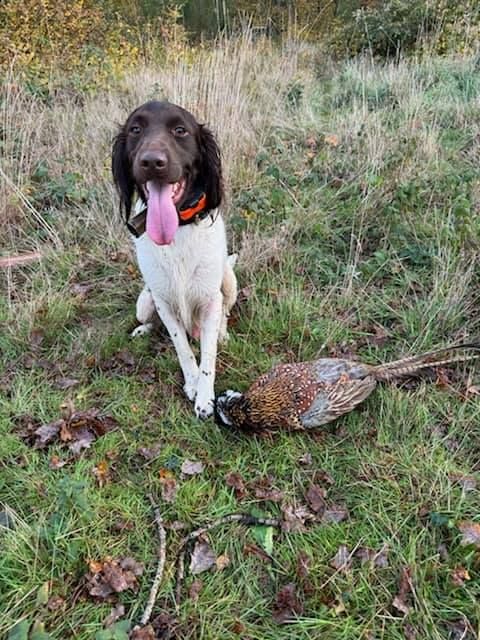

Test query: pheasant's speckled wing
[300,376,377,428]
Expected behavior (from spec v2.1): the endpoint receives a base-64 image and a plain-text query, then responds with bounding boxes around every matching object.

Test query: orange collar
[127,192,209,237]
[178,193,208,224]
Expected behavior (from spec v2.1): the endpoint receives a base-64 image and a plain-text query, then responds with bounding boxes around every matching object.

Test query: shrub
[328,0,480,58]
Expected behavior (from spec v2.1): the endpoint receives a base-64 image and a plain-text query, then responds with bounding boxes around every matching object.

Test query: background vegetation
[1,1,480,639]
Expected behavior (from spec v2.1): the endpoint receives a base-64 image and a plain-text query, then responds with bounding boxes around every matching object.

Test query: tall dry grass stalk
[0,32,305,255]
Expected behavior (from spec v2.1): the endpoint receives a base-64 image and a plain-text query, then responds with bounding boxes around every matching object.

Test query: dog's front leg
[195,293,223,419]
[152,297,199,402]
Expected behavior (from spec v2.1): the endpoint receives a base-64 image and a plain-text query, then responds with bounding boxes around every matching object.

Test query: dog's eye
[173,125,188,137]
[129,125,142,135]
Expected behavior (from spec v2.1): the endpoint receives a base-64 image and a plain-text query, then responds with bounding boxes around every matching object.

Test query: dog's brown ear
[198,125,223,211]
[112,129,134,223]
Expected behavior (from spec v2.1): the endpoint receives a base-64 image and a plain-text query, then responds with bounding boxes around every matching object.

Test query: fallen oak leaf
[252,476,285,502]
[330,545,352,572]
[47,594,65,611]
[159,471,177,503]
[225,471,247,499]
[305,484,327,514]
[189,540,216,575]
[85,556,144,601]
[137,444,162,460]
[449,474,477,492]
[49,455,69,470]
[189,578,203,602]
[92,460,111,487]
[215,553,231,571]
[451,566,470,587]
[272,583,303,624]
[181,459,205,476]
[243,543,272,563]
[296,551,311,579]
[104,603,125,627]
[281,503,313,533]
[392,566,413,616]
[458,520,480,547]
[130,625,156,639]
[34,421,63,448]
[355,544,389,567]
[321,504,349,524]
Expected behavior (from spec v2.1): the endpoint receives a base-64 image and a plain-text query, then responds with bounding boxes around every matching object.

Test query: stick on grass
[139,494,167,627]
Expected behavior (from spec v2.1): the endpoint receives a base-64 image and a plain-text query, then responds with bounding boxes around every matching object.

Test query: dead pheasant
[214,343,479,433]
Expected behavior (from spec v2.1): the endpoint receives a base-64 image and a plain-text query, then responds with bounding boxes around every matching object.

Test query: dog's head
[112,101,223,245]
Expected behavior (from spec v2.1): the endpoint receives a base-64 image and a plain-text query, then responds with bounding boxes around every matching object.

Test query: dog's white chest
[133,216,227,329]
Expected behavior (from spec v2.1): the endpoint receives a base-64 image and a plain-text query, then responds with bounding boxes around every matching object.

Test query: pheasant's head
[214,390,256,432]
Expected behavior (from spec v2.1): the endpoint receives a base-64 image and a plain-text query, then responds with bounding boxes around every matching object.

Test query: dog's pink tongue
[146,182,178,245]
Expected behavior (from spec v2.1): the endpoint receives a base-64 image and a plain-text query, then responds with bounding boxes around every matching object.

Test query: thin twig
[178,513,280,550]
[174,547,186,612]
[174,513,280,609]
[139,494,167,627]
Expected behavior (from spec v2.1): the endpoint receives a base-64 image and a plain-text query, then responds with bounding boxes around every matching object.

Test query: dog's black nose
[139,150,168,172]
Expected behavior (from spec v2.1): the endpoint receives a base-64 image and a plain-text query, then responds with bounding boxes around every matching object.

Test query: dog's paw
[131,323,153,338]
[194,397,214,420]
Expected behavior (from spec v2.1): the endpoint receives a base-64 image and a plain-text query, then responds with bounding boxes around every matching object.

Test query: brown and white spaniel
[112,101,237,419]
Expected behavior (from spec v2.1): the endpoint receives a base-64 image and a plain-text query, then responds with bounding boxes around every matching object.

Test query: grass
[1,39,480,639]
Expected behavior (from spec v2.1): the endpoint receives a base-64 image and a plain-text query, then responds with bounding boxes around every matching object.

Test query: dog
[112,100,237,419]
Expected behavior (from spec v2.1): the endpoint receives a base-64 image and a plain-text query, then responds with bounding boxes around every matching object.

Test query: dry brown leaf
[298,452,312,466]
[296,551,311,579]
[190,540,216,575]
[181,459,205,476]
[321,505,349,524]
[49,455,69,470]
[281,503,314,533]
[305,484,327,514]
[137,444,162,460]
[159,470,177,503]
[231,620,246,635]
[53,377,80,390]
[16,409,117,453]
[47,594,65,611]
[252,476,284,502]
[243,543,272,563]
[272,583,303,624]
[104,603,125,627]
[92,460,111,487]
[451,566,470,587]
[85,556,144,602]
[392,566,413,616]
[130,626,156,640]
[225,471,247,499]
[449,474,477,492]
[355,544,389,567]
[330,545,352,572]
[215,553,231,571]
[189,578,203,602]
[458,520,480,546]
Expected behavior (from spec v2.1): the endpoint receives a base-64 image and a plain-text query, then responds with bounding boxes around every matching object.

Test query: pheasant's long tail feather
[372,343,480,381]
